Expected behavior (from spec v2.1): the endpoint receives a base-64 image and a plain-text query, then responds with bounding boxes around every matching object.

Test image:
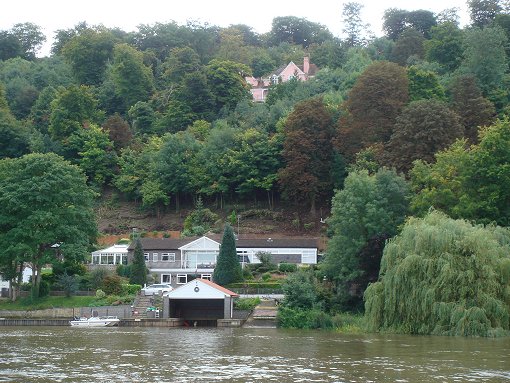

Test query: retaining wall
[0,305,132,319]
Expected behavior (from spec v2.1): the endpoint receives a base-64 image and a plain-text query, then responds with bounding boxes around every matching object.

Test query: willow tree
[364,211,510,337]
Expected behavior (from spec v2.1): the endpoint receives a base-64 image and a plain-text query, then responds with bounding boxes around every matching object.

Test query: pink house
[245,56,318,102]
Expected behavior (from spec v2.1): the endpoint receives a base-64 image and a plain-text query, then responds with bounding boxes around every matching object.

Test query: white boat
[70,316,120,327]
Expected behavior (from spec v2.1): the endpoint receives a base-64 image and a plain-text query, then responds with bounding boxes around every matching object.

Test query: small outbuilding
[162,279,239,323]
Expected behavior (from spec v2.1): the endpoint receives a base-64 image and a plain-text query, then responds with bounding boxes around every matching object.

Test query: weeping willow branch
[364,211,510,337]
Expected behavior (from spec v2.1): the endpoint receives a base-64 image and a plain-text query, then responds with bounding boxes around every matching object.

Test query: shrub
[227,282,282,289]
[261,272,272,281]
[116,264,131,278]
[55,272,79,297]
[234,297,261,311]
[89,268,111,290]
[38,280,50,298]
[95,289,106,299]
[281,270,317,309]
[121,284,142,295]
[277,307,333,329]
[279,263,298,273]
[102,275,124,295]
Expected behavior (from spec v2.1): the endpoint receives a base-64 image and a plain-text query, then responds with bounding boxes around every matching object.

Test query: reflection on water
[0,327,509,382]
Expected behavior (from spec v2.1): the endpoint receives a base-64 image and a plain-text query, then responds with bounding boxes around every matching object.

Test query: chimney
[303,56,310,75]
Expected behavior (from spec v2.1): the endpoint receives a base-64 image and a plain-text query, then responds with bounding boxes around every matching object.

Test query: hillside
[95,189,327,246]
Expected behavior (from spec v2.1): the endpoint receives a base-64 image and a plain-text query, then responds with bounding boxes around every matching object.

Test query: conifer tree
[213,224,242,286]
[130,239,147,286]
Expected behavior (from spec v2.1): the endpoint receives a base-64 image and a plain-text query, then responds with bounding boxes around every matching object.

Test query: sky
[1,0,471,57]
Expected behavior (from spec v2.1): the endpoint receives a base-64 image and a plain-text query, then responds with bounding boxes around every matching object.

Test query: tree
[109,43,155,112]
[0,153,97,299]
[407,66,446,102]
[336,61,408,162]
[48,85,101,143]
[62,29,118,85]
[55,272,78,298]
[205,59,251,113]
[213,224,242,286]
[162,46,201,85]
[10,22,46,60]
[406,10,437,38]
[468,0,503,27]
[269,16,333,47]
[321,168,409,311]
[278,97,334,213]
[67,124,118,187]
[0,84,30,159]
[390,28,425,65]
[410,120,510,226]
[364,211,510,337]
[128,101,156,136]
[129,239,147,286]
[177,71,216,122]
[102,113,133,151]
[425,22,464,72]
[450,75,496,143]
[0,31,23,60]
[282,269,318,309]
[382,8,409,40]
[461,25,508,94]
[385,100,463,173]
[342,2,371,47]
[155,132,199,211]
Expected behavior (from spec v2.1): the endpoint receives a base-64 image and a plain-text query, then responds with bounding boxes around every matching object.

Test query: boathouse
[162,278,239,322]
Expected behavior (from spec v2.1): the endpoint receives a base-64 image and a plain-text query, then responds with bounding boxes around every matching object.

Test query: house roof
[165,278,239,299]
[236,237,318,249]
[199,278,239,297]
[92,244,129,254]
[128,236,319,251]
[127,237,196,251]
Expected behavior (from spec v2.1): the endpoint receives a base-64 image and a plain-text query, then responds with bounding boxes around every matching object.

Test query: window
[161,253,175,262]
[201,274,212,281]
[177,274,187,284]
[153,253,158,262]
[161,274,171,284]
[144,253,149,261]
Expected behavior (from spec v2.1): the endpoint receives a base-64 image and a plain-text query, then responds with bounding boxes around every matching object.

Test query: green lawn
[0,296,96,310]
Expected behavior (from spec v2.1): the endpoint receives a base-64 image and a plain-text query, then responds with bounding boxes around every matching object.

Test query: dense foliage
[213,225,243,286]
[1,5,510,332]
[0,153,97,299]
[364,211,510,337]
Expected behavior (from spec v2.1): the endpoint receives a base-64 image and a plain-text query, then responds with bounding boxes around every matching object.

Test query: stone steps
[132,294,157,318]
[243,299,278,328]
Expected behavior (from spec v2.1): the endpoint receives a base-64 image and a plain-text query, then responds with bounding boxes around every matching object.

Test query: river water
[0,327,508,382]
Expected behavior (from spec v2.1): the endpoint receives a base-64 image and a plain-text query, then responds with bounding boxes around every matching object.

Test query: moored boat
[69,316,120,327]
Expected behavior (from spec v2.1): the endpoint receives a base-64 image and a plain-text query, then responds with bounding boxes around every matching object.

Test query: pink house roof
[197,278,239,297]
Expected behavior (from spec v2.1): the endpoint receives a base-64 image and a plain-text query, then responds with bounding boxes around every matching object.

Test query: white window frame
[144,252,149,261]
[177,274,187,284]
[153,253,158,262]
[201,274,212,281]
[161,274,171,284]
[161,253,176,262]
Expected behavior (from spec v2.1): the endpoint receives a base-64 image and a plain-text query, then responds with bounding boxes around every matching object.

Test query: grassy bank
[0,296,97,310]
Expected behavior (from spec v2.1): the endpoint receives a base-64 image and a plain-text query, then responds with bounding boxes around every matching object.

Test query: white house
[90,244,129,268]
[126,236,319,287]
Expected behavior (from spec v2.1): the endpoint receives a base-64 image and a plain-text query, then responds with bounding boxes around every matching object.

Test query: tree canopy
[364,211,510,337]
[0,153,97,298]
